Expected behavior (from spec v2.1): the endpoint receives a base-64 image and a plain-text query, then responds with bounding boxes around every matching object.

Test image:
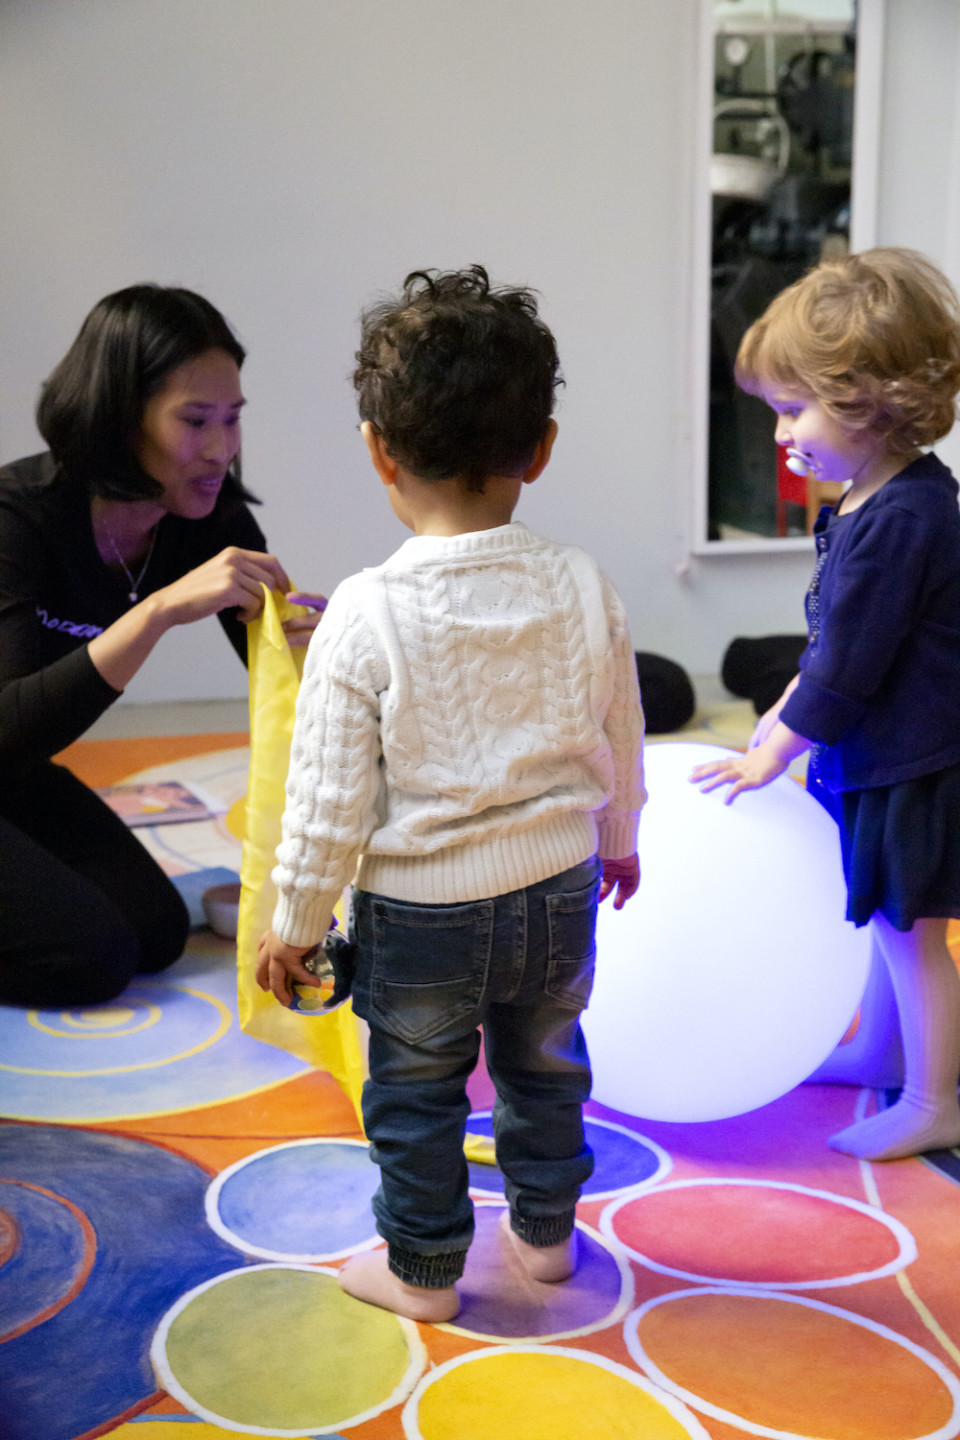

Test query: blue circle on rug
[0,1183,92,1340]
[0,953,309,1124]
[466,1113,670,1198]
[0,1125,245,1440]
[207,1139,380,1261]
[452,1206,632,1341]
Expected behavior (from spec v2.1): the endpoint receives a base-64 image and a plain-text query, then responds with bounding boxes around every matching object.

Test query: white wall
[1,0,959,703]
[875,0,960,479]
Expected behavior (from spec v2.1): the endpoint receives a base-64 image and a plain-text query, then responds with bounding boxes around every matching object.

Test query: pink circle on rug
[602,1180,914,1289]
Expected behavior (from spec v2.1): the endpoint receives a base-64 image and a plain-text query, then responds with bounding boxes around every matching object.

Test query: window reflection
[709,0,856,541]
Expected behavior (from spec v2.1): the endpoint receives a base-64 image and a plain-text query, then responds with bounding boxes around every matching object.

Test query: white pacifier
[784,448,812,476]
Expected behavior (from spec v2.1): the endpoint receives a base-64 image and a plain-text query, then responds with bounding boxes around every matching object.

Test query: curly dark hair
[353,266,563,493]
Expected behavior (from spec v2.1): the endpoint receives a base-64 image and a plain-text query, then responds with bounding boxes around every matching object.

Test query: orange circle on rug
[625,1289,960,1440]
[404,1346,710,1440]
[601,1179,914,1288]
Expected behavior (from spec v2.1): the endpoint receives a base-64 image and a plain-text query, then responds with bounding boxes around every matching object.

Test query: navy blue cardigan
[780,452,960,792]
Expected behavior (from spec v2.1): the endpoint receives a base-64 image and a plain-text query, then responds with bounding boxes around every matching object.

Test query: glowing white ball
[583,742,870,1122]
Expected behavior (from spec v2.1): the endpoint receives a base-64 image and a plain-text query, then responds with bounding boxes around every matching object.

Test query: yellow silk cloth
[235,587,366,1131]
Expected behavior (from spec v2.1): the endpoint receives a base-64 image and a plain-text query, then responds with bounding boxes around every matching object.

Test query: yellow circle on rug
[629,1289,959,1440]
[108,1425,306,1440]
[226,794,246,840]
[154,1265,422,1433]
[406,1346,708,1440]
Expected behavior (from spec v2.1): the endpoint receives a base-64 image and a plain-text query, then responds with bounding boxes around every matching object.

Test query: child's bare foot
[499,1209,578,1282]
[338,1249,459,1323]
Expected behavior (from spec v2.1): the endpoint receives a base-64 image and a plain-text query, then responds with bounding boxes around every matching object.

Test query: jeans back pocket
[364,895,494,1045]
[544,876,600,1010]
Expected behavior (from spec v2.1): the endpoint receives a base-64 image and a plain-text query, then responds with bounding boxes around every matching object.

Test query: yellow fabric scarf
[235,587,366,1130]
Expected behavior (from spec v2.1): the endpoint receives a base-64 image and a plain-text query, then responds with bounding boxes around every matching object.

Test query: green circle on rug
[156,1266,421,1432]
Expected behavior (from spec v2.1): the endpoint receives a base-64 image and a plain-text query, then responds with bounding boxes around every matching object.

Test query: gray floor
[81,676,808,776]
[85,698,249,739]
[86,678,735,740]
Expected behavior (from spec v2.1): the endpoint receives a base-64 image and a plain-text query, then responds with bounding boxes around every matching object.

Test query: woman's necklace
[103,524,157,603]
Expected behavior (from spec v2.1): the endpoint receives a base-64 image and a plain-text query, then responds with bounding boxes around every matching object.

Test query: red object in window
[776,445,807,534]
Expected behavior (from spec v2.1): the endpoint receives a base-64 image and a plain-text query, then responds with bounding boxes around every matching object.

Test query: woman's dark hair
[37,284,256,504]
[353,265,563,493]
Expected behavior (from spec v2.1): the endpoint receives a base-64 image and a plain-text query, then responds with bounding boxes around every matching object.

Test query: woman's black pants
[0,761,189,1007]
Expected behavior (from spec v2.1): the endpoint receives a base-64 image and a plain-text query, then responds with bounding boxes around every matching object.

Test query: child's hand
[599,854,640,909]
[689,744,788,803]
[692,716,809,804]
[256,929,321,1005]
[282,592,328,648]
[749,705,782,751]
[748,674,799,750]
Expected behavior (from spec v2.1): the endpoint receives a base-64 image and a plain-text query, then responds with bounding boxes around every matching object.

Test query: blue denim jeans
[349,856,601,1288]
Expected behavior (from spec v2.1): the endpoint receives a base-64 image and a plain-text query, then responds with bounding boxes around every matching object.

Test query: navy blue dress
[780,453,960,930]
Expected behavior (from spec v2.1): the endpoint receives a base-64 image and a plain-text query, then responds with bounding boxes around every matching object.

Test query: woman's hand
[154,547,291,627]
[282,591,328,648]
[88,547,291,691]
[256,928,320,1006]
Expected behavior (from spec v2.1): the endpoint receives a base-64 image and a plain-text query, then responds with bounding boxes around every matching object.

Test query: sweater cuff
[781,678,866,747]
[596,812,640,860]
[271,891,336,949]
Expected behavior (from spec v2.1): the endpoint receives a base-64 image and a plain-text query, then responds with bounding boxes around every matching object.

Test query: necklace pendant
[128,591,138,603]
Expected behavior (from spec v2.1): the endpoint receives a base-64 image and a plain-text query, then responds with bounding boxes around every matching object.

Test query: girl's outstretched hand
[689,745,789,803]
[599,854,640,908]
[748,674,800,750]
[691,717,810,804]
[282,591,328,648]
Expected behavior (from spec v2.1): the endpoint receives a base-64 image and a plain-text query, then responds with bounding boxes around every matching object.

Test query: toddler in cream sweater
[258,266,645,1321]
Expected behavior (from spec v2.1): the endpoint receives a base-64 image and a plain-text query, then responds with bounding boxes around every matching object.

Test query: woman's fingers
[247,551,291,594]
[157,548,292,625]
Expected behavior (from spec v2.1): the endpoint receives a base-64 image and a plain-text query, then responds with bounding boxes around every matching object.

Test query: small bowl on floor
[202,881,241,938]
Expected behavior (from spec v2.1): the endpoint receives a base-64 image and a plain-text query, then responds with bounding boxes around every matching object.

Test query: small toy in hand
[287,921,357,1014]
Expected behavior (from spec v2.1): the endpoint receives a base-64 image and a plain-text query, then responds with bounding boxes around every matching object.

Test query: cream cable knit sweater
[272,522,645,948]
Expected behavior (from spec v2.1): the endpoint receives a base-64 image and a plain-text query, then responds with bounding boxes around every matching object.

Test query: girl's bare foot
[499,1209,578,1282]
[829,1097,960,1161]
[338,1249,459,1322]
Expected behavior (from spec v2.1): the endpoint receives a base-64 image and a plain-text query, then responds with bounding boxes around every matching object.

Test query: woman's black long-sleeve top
[0,452,266,768]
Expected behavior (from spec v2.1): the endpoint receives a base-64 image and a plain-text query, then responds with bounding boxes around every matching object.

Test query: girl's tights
[829,914,960,1161]
[807,932,904,1089]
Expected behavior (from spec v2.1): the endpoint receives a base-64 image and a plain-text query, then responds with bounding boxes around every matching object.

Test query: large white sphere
[583,742,870,1122]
